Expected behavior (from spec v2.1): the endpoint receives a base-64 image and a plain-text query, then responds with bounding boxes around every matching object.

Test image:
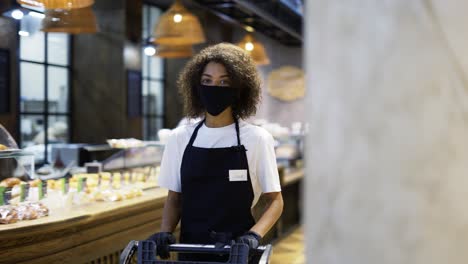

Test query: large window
[19,10,70,163]
[142,4,165,140]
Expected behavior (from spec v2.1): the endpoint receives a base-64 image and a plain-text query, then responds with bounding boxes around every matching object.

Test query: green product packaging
[0,186,5,205]
[19,183,29,202]
[109,173,114,188]
[61,178,69,195]
[38,180,47,200]
[77,177,84,193]
[98,173,102,187]
[2,187,12,205]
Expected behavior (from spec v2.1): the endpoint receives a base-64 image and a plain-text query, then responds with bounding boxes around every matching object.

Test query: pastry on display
[92,189,122,202]
[30,202,49,217]
[0,202,48,224]
[0,144,8,151]
[0,177,21,188]
[47,179,57,190]
[107,138,144,149]
[0,206,19,224]
[17,203,39,220]
[28,179,41,188]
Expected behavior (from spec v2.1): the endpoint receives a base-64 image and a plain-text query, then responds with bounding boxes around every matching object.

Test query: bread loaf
[29,179,41,187]
[0,178,21,188]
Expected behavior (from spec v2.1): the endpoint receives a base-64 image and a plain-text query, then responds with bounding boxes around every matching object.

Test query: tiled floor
[270,226,305,264]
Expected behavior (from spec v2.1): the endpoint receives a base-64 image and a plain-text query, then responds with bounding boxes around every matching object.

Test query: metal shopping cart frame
[120,240,272,264]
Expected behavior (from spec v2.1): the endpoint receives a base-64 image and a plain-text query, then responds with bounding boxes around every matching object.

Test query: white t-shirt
[158,120,281,207]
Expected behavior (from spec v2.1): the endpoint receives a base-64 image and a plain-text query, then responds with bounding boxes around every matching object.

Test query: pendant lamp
[41,6,98,34]
[42,0,94,9]
[17,0,42,8]
[236,33,270,65]
[156,45,193,58]
[17,0,94,9]
[153,0,205,45]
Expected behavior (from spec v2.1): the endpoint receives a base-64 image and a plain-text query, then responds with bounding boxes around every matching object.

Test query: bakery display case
[0,124,36,188]
[102,142,164,171]
[0,125,45,225]
[0,150,35,183]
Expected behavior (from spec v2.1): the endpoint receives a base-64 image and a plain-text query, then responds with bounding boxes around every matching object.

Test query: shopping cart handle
[168,244,269,254]
[168,244,231,254]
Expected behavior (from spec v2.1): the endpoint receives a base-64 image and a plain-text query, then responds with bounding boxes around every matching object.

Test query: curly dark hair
[177,43,261,119]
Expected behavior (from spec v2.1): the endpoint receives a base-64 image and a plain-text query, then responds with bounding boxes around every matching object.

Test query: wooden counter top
[0,188,168,264]
[0,188,167,232]
[281,167,304,186]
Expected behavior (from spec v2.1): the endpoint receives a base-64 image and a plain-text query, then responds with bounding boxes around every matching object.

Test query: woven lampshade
[153,0,205,45]
[17,0,94,9]
[17,0,42,7]
[42,6,98,34]
[156,45,193,58]
[236,33,270,65]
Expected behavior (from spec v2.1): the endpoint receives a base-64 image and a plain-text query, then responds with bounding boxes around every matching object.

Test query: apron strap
[187,118,242,147]
[187,119,205,147]
[234,118,241,146]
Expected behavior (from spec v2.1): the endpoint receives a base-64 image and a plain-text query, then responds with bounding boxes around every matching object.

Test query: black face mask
[199,84,236,116]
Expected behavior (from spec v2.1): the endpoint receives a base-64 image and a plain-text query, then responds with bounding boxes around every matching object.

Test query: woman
[151,43,283,261]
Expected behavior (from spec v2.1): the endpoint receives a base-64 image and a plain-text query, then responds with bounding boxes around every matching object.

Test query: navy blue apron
[179,119,255,261]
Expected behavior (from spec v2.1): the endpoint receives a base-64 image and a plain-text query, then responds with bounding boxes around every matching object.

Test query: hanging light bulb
[173,13,182,23]
[245,42,254,51]
[144,45,156,56]
[11,9,24,20]
[153,0,205,46]
[236,33,270,65]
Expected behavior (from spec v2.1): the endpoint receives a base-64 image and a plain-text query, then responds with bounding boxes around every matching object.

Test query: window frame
[17,9,73,165]
[142,3,166,140]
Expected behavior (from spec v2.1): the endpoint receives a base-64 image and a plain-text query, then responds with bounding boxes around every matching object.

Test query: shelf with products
[0,124,36,182]
[0,187,167,264]
[0,142,165,227]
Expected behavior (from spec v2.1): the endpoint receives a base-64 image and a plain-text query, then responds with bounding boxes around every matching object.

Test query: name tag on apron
[229,170,248,181]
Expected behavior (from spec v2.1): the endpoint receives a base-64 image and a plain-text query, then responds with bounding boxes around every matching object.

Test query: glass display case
[102,143,164,171]
[0,124,35,182]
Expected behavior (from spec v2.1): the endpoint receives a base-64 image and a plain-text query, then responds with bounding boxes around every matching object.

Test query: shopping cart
[119,240,272,264]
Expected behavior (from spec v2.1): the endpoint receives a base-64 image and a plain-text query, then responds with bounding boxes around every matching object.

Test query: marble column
[305,0,468,263]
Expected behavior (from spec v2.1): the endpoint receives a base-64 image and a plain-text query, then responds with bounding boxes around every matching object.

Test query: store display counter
[279,167,304,235]
[0,188,167,264]
[281,167,304,186]
[254,166,304,243]
[0,166,304,263]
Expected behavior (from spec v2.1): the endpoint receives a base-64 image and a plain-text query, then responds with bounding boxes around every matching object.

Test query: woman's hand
[148,232,176,259]
[150,190,181,259]
[236,230,262,249]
